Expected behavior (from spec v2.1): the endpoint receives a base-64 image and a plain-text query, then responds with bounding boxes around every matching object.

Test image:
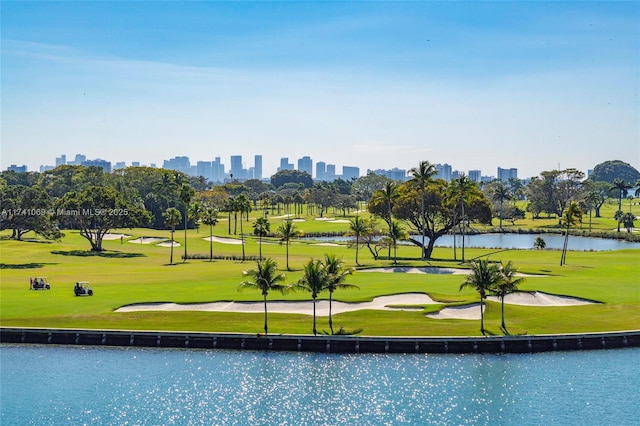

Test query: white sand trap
[314,243,342,246]
[332,220,350,223]
[487,291,595,306]
[315,217,335,221]
[361,267,470,275]
[129,237,167,244]
[360,267,540,277]
[203,236,243,245]
[292,219,306,222]
[115,293,438,316]
[427,304,483,320]
[157,241,181,247]
[271,214,295,219]
[102,233,132,240]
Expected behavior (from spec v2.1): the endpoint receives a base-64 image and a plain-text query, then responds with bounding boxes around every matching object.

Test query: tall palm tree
[610,178,632,232]
[386,220,408,265]
[162,207,181,265]
[253,217,270,260]
[277,219,300,270]
[188,201,203,234]
[635,179,640,198]
[178,183,195,262]
[223,197,235,235]
[584,191,600,232]
[238,258,287,335]
[291,259,328,335]
[459,259,503,335]
[201,206,219,261]
[347,216,370,266]
[492,261,524,334]
[236,194,251,262]
[323,254,357,335]
[492,183,512,232]
[450,175,475,262]
[408,161,437,259]
[560,201,582,266]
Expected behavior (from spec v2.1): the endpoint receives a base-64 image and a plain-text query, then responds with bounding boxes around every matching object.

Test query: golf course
[2,202,639,338]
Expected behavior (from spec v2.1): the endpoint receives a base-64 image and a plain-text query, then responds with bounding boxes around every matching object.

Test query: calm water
[1,344,638,425]
[319,234,640,251]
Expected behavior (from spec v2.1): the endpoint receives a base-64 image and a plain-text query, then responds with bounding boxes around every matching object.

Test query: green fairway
[1,215,639,337]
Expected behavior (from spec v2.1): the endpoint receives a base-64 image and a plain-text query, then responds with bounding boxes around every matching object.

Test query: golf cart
[74,281,93,296]
[30,277,51,290]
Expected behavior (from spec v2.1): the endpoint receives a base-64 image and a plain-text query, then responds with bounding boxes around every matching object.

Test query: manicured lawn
[1,210,639,336]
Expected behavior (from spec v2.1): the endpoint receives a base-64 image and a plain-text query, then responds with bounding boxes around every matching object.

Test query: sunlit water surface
[1,345,638,425]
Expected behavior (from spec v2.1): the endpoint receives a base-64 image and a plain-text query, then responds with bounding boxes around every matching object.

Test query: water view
[317,233,640,251]
[1,344,638,425]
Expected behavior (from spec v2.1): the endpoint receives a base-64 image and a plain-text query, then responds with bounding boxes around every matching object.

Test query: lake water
[317,233,640,251]
[1,344,638,425]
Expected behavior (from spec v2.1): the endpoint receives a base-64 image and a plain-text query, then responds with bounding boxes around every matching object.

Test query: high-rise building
[82,158,111,173]
[342,166,359,181]
[73,154,86,165]
[197,161,213,181]
[278,158,294,172]
[55,155,66,166]
[113,162,126,170]
[254,155,262,180]
[212,157,225,182]
[297,156,313,176]
[230,155,244,179]
[497,167,518,181]
[7,164,28,172]
[163,156,191,175]
[326,164,336,181]
[435,163,452,181]
[468,170,481,182]
[316,162,326,180]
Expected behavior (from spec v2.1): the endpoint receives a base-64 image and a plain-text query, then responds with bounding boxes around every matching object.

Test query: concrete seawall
[2,327,639,354]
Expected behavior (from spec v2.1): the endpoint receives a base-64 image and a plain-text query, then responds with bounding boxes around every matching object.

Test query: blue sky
[2,1,638,178]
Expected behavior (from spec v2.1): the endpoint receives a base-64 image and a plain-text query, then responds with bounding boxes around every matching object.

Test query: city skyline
[2,2,638,177]
[11,151,535,183]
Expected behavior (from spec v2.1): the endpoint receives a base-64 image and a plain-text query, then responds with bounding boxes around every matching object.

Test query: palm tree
[347,216,370,266]
[201,206,219,261]
[492,261,524,334]
[162,207,181,265]
[459,259,503,335]
[188,201,203,233]
[291,259,328,335]
[223,197,234,235]
[620,212,636,233]
[450,175,475,262]
[584,191,600,232]
[253,217,270,260]
[277,219,300,270]
[386,219,408,265]
[635,179,640,198]
[178,183,195,262]
[610,179,632,232]
[238,258,287,335]
[408,161,437,260]
[236,194,251,262]
[492,183,512,232]
[323,254,357,335]
[560,201,582,266]
[372,181,400,257]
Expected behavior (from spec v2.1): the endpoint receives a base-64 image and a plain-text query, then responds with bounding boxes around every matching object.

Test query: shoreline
[2,327,639,354]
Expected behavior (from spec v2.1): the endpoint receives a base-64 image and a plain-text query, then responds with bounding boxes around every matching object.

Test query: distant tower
[297,156,313,176]
[254,155,262,180]
[316,161,326,180]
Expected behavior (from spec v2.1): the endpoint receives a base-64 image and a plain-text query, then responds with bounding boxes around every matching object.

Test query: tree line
[1,160,638,256]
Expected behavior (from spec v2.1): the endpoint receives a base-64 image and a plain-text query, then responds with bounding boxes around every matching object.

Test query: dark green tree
[163,207,182,265]
[460,259,503,335]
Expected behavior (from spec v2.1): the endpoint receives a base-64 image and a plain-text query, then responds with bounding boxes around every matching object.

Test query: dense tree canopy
[588,160,640,184]
[270,170,313,189]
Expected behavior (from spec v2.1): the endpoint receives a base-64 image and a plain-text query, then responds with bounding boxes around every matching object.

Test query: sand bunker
[314,243,342,247]
[156,241,181,247]
[116,293,438,316]
[487,291,595,306]
[102,233,132,240]
[129,237,167,244]
[203,236,243,245]
[428,292,595,320]
[361,267,470,275]
[427,304,483,320]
